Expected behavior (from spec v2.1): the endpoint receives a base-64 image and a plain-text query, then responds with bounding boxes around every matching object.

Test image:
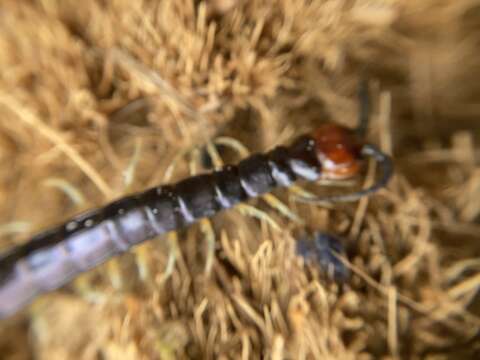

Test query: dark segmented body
[0,122,394,319]
[296,232,350,282]
[0,136,320,318]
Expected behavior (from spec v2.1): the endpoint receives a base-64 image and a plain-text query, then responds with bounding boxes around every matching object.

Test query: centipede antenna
[294,144,393,205]
[357,79,370,137]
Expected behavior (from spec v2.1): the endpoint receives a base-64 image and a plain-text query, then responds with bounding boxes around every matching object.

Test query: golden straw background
[1,0,480,358]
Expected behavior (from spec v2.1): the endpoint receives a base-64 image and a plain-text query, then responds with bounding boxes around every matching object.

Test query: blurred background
[0,0,479,358]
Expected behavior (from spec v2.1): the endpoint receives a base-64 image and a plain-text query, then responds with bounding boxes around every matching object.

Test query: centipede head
[312,124,363,180]
[297,123,393,204]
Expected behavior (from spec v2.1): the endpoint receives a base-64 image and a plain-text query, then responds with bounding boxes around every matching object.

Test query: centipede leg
[42,178,87,207]
[261,193,303,224]
[236,204,281,231]
[162,147,191,183]
[287,179,358,207]
[132,243,153,281]
[287,185,334,210]
[199,219,216,275]
[213,136,250,159]
[106,258,123,290]
[189,147,201,175]
[156,232,179,284]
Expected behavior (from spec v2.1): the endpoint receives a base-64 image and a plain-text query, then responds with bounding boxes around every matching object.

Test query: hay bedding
[0,0,479,358]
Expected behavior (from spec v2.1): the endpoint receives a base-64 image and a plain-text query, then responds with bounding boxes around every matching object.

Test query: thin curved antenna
[356,78,370,137]
[293,144,393,205]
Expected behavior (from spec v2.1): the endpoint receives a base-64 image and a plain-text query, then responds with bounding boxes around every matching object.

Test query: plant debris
[0,0,480,358]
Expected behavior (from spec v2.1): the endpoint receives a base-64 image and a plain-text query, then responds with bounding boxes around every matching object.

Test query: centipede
[0,88,393,319]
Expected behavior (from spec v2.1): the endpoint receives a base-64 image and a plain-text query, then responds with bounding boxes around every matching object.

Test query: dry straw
[0,0,480,358]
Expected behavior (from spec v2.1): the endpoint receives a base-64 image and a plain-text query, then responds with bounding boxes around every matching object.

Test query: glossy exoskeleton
[0,123,392,318]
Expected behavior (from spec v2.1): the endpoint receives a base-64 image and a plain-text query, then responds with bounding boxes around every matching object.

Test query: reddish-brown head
[312,124,363,179]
